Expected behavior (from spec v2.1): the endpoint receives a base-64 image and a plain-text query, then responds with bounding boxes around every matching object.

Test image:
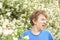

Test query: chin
[39,28,43,31]
[41,28,44,30]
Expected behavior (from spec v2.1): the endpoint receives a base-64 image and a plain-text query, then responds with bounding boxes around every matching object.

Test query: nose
[43,21,46,25]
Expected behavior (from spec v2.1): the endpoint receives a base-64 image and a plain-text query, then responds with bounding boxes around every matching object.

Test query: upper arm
[18,35,22,40]
[48,32,54,40]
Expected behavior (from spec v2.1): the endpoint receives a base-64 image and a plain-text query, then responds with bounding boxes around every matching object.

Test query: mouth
[42,24,45,27]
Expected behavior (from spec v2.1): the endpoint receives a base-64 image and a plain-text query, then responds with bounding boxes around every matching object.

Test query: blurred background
[0,0,60,40]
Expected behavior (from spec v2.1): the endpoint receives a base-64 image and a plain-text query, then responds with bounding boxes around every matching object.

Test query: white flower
[0,2,3,8]
[24,0,28,4]
[11,19,16,24]
[2,19,9,28]
[23,35,29,40]
[0,27,2,34]
[13,37,18,40]
[3,29,13,36]
[16,4,20,8]
[23,5,27,8]
[6,12,11,16]
[20,23,24,27]
[0,15,4,22]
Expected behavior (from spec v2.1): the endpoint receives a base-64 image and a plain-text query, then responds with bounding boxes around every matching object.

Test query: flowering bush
[0,0,60,40]
[23,35,29,40]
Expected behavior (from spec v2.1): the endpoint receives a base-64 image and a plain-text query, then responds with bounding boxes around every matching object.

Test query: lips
[42,24,45,27]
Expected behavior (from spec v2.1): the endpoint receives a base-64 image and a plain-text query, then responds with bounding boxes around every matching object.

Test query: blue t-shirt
[18,30,54,40]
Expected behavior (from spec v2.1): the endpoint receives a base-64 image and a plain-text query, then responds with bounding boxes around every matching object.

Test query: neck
[31,25,42,35]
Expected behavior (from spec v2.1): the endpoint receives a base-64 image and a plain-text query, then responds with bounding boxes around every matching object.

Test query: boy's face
[35,14,46,31]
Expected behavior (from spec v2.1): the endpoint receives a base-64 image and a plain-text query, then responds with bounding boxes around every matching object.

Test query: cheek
[38,20,43,24]
[37,21,45,26]
[37,21,43,26]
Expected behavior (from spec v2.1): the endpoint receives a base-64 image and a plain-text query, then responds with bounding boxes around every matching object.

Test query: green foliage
[0,0,60,40]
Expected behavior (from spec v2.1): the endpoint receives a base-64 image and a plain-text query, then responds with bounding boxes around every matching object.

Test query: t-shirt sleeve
[48,31,54,40]
[18,30,28,40]
[18,35,22,40]
[18,32,24,40]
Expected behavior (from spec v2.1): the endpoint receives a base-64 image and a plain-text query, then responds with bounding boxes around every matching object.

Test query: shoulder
[23,30,30,33]
[43,30,54,40]
[23,30,30,36]
[42,30,52,34]
[18,30,30,40]
[42,29,53,36]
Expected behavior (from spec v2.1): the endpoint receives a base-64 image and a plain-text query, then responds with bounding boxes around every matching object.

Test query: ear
[32,18,37,25]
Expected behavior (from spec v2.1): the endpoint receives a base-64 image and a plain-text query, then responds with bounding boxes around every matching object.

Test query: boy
[18,9,54,40]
